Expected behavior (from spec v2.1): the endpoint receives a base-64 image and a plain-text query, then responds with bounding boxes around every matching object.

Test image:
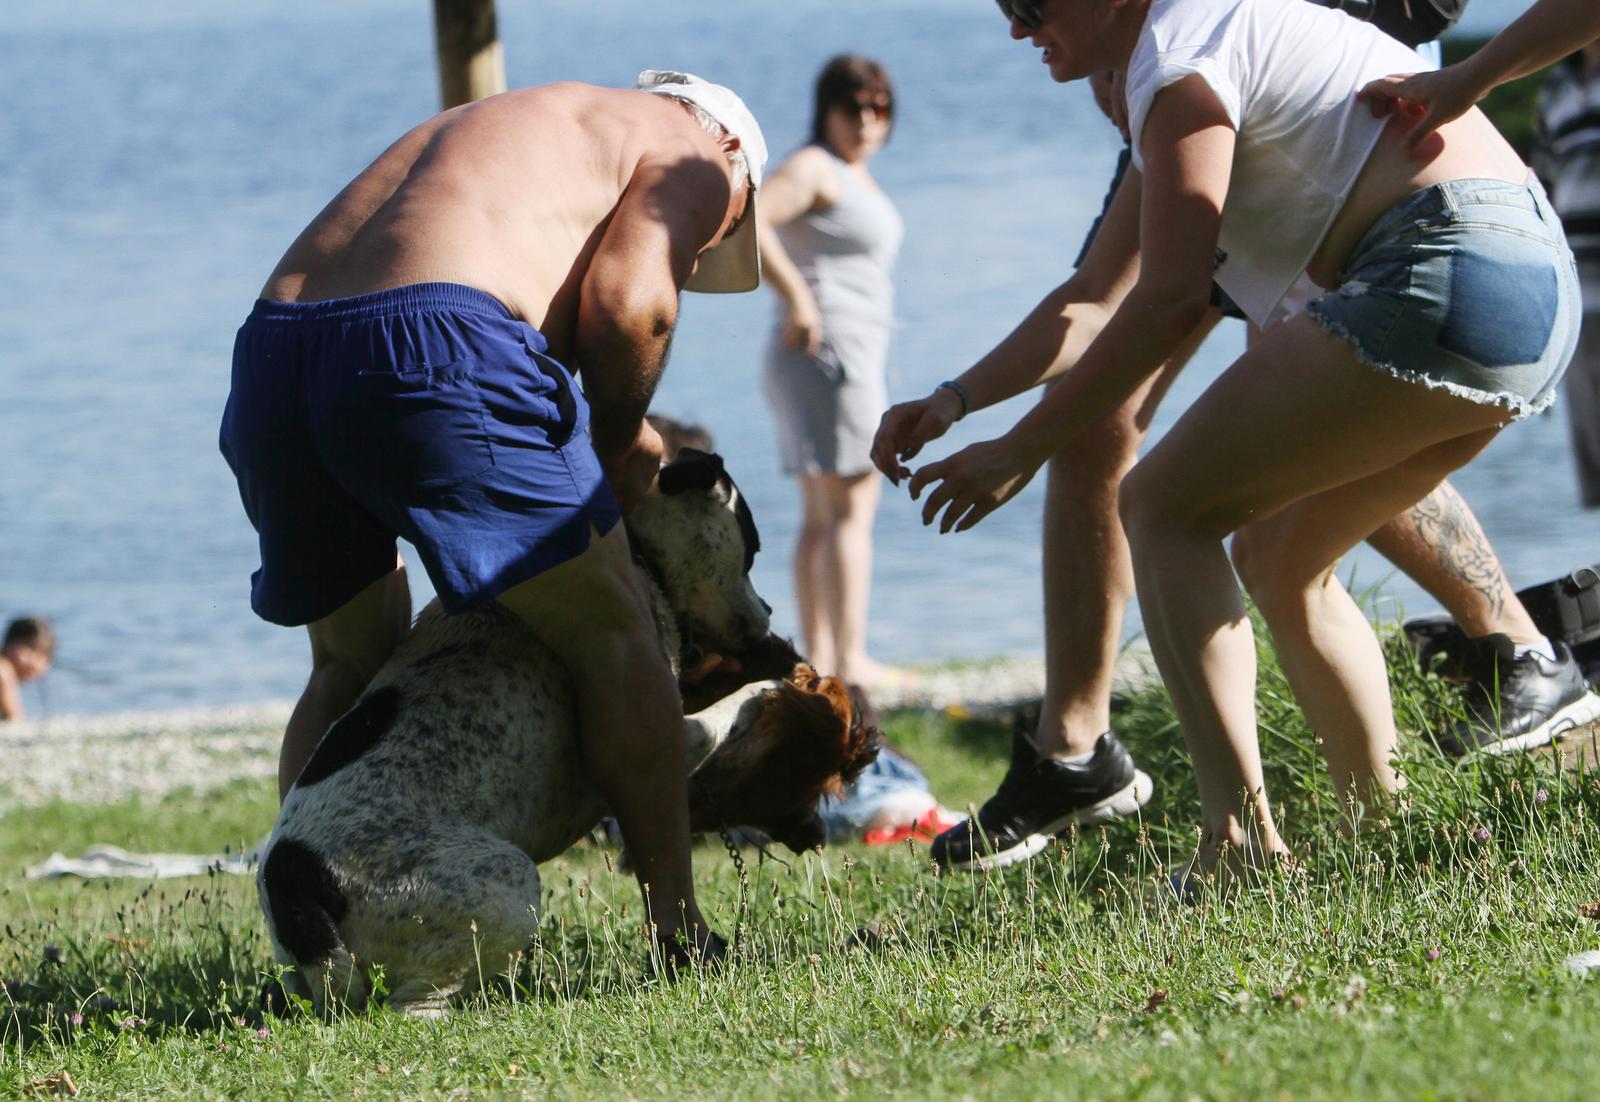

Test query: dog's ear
[657,448,726,496]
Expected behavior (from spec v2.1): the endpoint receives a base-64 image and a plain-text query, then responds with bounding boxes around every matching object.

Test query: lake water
[4,0,1596,718]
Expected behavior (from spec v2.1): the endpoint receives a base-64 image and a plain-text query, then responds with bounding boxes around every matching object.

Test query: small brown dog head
[688,664,880,853]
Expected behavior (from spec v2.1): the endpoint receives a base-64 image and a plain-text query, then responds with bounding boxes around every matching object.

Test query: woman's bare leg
[829,471,885,687]
[794,475,838,673]
[1118,317,1510,868]
[1230,431,1498,821]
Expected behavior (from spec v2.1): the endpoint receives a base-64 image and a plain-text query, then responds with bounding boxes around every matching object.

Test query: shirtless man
[219,71,768,964]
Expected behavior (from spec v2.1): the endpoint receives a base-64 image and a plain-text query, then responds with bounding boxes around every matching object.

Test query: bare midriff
[1305,108,1531,290]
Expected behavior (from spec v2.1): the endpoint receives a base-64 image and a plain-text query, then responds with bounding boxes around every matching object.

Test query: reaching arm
[870,156,1142,480]
[1359,0,1600,148]
[575,153,730,508]
[906,74,1234,532]
[756,146,837,357]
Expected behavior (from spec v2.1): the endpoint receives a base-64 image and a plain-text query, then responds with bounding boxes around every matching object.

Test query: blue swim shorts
[219,282,621,626]
[1306,177,1581,419]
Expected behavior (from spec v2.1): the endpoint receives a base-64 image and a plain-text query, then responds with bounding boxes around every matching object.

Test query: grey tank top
[772,148,903,329]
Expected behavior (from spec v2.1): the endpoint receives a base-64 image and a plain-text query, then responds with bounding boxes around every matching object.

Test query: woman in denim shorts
[882,0,1581,877]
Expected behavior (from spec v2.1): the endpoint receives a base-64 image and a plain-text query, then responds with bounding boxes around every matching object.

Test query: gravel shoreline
[0,648,1158,815]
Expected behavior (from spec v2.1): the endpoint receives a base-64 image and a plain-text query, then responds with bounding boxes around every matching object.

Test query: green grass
[3,625,1600,1099]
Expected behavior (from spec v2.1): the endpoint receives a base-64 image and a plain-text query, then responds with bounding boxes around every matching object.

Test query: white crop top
[1124,0,1428,326]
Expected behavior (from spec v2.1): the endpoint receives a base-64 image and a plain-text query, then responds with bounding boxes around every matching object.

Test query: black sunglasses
[995,0,1044,29]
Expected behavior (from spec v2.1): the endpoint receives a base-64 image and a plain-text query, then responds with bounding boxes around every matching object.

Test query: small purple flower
[69,1013,83,1026]
[1426,948,1442,962]
[256,1027,269,1040]
[1536,789,1550,806]
[42,945,62,963]
[120,1017,138,1030]
[219,1042,230,1053]
[1473,826,1491,843]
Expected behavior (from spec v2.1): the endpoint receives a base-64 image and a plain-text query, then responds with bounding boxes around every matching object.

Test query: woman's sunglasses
[995,0,1044,29]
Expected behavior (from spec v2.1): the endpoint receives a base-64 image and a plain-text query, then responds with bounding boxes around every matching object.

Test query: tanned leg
[280,560,411,799]
[1366,482,1542,643]
[496,524,710,951]
[1120,317,1510,870]
[1034,313,1216,758]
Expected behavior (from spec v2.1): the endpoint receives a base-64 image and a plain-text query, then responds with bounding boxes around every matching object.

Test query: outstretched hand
[871,389,963,485]
[1357,65,1482,151]
[905,436,1038,534]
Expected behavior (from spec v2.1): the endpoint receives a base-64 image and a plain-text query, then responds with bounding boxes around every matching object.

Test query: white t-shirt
[1125,0,1428,326]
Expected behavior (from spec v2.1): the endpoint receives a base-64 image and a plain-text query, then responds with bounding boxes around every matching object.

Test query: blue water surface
[2,0,1594,716]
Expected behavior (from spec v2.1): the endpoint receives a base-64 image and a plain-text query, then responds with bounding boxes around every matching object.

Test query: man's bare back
[262,83,739,361]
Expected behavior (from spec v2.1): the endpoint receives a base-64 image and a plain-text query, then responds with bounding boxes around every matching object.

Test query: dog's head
[626,448,771,652]
[687,664,881,853]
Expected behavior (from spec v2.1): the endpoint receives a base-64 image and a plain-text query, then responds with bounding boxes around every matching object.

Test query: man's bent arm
[575,156,729,463]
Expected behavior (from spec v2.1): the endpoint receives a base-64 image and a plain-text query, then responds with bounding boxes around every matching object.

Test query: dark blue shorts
[219,282,621,626]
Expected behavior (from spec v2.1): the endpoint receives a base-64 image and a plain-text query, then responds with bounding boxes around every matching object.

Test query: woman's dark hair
[810,55,894,150]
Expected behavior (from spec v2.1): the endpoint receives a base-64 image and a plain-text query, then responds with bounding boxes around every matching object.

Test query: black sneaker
[1438,634,1600,757]
[930,730,1152,872]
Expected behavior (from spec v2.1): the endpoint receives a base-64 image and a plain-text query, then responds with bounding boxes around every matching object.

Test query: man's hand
[681,651,741,685]
[906,434,1039,534]
[600,419,665,513]
[871,387,964,485]
[1357,65,1477,151]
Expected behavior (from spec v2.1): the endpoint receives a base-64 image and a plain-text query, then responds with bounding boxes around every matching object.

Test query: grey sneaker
[1438,634,1600,757]
[930,729,1152,872]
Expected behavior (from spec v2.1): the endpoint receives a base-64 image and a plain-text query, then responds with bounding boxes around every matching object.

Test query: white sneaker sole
[948,770,1154,873]
[1476,690,1600,757]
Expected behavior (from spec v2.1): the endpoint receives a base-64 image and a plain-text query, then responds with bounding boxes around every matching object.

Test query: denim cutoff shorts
[1306,176,1580,419]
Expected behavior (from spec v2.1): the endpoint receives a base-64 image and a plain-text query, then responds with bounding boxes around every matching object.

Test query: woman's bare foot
[837,655,916,695]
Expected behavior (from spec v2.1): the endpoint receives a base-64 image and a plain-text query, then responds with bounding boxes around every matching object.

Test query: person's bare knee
[307,564,412,682]
[1048,401,1144,495]
[1230,517,1334,622]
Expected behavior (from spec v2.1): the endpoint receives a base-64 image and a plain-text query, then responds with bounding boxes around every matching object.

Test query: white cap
[637,69,768,293]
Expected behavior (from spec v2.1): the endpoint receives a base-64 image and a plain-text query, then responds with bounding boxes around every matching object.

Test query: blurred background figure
[757,55,904,693]
[1534,41,1600,507]
[0,616,55,721]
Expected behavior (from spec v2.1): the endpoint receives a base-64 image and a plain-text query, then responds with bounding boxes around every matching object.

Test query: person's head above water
[2,616,54,682]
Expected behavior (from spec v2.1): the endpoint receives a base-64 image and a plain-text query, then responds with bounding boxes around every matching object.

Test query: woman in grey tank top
[758,55,904,691]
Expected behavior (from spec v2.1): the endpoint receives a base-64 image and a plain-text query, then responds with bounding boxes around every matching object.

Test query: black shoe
[1438,634,1600,757]
[930,730,1152,872]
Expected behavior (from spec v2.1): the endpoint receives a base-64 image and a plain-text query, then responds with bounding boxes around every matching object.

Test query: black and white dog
[257,450,876,1016]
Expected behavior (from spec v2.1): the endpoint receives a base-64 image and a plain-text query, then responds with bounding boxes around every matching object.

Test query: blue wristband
[936,380,971,421]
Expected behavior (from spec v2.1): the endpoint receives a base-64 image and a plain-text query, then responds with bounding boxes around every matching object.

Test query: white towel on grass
[26,842,260,880]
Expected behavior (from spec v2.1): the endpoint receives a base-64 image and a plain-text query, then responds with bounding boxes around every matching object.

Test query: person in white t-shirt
[878,0,1591,878]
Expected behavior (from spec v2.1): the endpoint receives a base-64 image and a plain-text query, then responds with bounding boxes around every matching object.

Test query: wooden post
[433,0,507,109]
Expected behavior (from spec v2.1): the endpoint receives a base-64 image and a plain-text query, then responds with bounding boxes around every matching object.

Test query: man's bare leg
[280,560,412,799]
[1366,480,1543,642]
[1035,315,1216,758]
[496,523,710,951]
